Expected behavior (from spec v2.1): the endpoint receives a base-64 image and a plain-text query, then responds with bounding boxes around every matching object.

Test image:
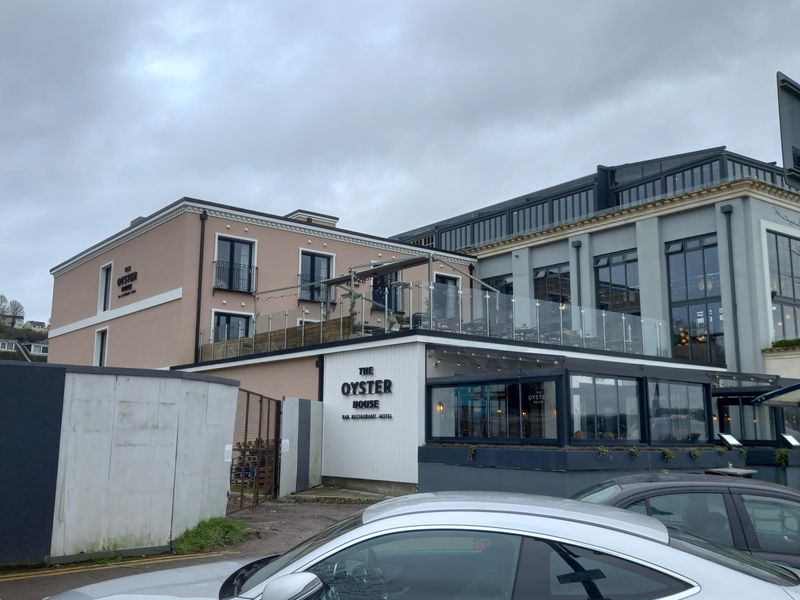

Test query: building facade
[47,147,800,494]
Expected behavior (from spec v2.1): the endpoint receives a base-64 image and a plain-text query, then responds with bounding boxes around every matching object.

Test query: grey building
[395,146,800,376]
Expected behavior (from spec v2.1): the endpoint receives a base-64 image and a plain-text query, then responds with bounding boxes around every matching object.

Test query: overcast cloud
[2,0,800,322]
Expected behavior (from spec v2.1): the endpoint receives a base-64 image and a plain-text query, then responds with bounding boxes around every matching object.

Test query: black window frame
[666,234,724,365]
[647,378,710,444]
[594,249,640,315]
[299,251,332,302]
[100,264,112,311]
[372,270,403,312]
[568,372,643,444]
[214,236,255,293]
[767,230,800,342]
[213,311,251,342]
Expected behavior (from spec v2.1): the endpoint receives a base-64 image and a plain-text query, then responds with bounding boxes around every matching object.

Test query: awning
[323,256,431,287]
[753,382,800,406]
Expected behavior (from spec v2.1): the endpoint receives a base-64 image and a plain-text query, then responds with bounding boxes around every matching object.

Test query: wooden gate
[227,389,282,513]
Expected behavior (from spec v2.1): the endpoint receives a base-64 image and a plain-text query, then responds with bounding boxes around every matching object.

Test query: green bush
[172,517,249,555]
[772,338,800,349]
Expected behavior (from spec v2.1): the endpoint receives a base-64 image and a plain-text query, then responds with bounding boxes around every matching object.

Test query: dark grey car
[575,472,800,568]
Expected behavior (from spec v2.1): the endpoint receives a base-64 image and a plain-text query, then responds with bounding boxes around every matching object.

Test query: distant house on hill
[23,321,47,332]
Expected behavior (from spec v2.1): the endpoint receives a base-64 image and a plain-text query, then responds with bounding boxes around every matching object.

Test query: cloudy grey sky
[2,1,800,323]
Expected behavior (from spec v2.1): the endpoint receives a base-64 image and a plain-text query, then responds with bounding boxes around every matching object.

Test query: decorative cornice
[51,200,475,277]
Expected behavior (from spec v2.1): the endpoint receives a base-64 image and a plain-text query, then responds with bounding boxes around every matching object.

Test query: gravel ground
[0,502,365,600]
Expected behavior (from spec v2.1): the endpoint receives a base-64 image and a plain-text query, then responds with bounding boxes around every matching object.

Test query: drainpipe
[571,240,582,306]
[193,210,209,363]
[720,205,741,372]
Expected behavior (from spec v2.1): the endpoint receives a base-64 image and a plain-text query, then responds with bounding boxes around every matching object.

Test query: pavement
[0,489,386,600]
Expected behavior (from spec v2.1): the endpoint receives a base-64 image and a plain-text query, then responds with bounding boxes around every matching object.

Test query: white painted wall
[279,397,323,497]
[50,373,237,558]
[322,343,426,484]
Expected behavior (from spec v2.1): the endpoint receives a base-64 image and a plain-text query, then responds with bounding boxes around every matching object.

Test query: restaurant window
[595,250,640,314]
[215,237,254,293]
[648,380,708,443]
[570,375,640,442]
[373,271,402,312]
[429,380,557,442]
[785,406,800,438]
[299,251,332,302]
[534,262,571,333]
[713,396,778,442]
[666,234,724,365]
[767,231,800,342]
[213,312,251,342]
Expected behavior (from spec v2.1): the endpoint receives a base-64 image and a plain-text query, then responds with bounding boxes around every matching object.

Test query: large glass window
[570,375,640,442]
[430,380,557,442]
[433,274,459,320]
[595,250,640,314]
[786,407,800,438]
[300,252,331,302]
[767,231,800,342]
[666,234,724,365]
[648,380,708,442]
[713,396,778,442]
[473,214,507,245]
[511,201,550,234]
[482,274,513,328]
[215,237,254,293]
[741,495,800,555]
[534,262,571,335]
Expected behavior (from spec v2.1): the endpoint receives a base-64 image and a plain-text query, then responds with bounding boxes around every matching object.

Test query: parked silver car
[49,492,800,600]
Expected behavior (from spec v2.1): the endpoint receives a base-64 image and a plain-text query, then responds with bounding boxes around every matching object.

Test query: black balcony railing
[298,273,331,302]
[214,261,255,293]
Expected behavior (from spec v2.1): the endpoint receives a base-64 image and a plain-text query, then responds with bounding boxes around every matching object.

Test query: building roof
[50,197,476,277]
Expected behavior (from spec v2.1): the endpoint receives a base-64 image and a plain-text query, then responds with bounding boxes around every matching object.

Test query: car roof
[603,472,800,494]
[361,491,670,544]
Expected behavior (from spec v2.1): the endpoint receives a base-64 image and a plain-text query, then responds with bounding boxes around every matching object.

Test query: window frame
[298,249,335,302]
[594,249,641,315]
[665,234,724,365]
[732,491,800,563]
[214,233,256,293]
[646,378,711,444]
[568,372,643,444]
[211,309,253,342]
[98,262,113,313]
[93,327,108,367]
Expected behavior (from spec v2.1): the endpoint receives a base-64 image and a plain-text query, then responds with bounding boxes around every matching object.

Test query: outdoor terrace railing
[199,280,670,362]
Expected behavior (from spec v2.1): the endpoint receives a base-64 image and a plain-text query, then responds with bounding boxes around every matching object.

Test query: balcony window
[373,271,403,312]
[299,252,331,302]
[215,237,254,293]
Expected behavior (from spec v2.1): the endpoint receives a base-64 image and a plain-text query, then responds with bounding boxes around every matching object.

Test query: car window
[513,537,692,599]
[627,499,648,515]
[573,481,623,503]
[643,493,733,547]
[308,529,521,600]
[669,528,799,587]
[741,495,800,554]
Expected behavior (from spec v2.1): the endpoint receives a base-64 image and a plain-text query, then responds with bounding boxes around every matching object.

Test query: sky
[2,1,800,323]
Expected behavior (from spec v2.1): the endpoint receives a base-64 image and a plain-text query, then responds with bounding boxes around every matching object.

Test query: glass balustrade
[199,280,671,360]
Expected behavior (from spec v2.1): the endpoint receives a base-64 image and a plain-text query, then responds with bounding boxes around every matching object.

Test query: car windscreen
[573,481,623,503]
[668,527,800,587]
[239,511,364,594]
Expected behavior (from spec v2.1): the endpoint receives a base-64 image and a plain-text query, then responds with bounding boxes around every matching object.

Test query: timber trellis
[227,389,282,514]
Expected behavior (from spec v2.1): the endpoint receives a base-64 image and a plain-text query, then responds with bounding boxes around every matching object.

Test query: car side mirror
[260,572,324,600]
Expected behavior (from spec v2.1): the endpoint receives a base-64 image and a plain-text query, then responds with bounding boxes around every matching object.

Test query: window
[713,396,777,442]
[637,493,733,547]
[514,537,692,600]
[430,381,557,442]
[534,262,571,333]
[551,188,595,224]
[309,530,521,600]
[482,274,513,328]
[727,159,774,185]
[570,375,640,442]
[615,179,662,206]
[213,312,251,342]
[433,274,459,320]
[511,201,550,234]
[473,214,507,245]
[595,250,640,314]
[94,328,108,367]
[299,252,332,302]
[99,264,112,312]
[648,380,708,442]
[767,231,800,342]
[786,406,800,438]
[666,234,724,365]
[0,341,15,351]
[439,224,472,251]
[741,495,800,555]
[665,160,721,195]
[372,271,402,312]
[215,237,254,292]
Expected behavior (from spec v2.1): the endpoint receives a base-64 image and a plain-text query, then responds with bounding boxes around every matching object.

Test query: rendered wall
[49,372,237,559]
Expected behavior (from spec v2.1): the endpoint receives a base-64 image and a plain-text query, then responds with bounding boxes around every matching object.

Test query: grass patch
[172,517,249,555]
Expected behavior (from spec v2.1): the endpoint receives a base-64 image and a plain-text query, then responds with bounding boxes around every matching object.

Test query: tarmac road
[0,502,364,600]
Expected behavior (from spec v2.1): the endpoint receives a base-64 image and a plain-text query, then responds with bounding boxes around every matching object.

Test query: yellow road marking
[0,550,236,582]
